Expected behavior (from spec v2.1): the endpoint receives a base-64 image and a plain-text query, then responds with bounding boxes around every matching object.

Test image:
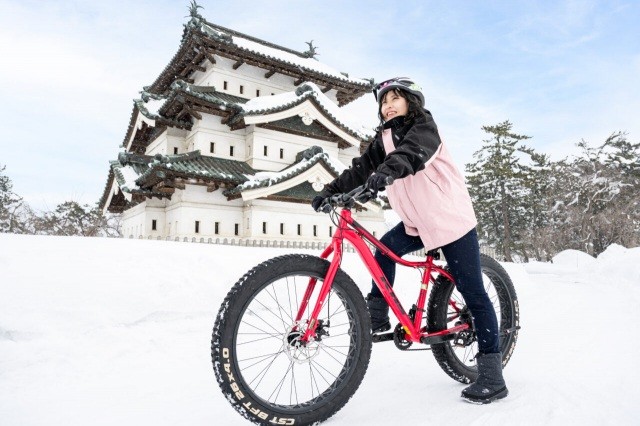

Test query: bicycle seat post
[426,249,440,260]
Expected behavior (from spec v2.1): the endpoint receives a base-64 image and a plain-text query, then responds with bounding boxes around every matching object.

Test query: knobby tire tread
[426,254,520,383]
[212,254,372,426]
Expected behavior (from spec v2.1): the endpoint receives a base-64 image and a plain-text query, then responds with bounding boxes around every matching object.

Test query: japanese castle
[99,4,386,244]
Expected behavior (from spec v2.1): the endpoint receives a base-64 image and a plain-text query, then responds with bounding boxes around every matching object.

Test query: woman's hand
[311,195,326,212]
[366,172,392,193]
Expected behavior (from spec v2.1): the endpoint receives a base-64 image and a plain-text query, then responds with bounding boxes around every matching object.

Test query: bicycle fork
[294,236,345,344]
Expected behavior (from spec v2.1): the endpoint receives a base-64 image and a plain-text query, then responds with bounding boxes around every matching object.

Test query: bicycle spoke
[239,349,285,370]
[237,334,282,346]
[264,284,294,328]
[268,360,294,403]
[249,349,288,391]
[240,317,283,338]
[252,294,291,331]
[310,358,340,385]
[321,343,349,359]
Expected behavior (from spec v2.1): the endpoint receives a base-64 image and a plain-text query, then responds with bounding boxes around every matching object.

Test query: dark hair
[376,88,427,131]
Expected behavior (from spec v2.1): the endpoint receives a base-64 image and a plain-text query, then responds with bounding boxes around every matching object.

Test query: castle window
[230,146,234,157]
[313,225,317,237]
[195,221,200,234]
[256,89,260,96]
[173,147,178,154]
[280,223,284,235]
[152,220,157,231]
[210,142,215,153]
[263,146,268,156]
[240,85,244,95]
[234,223,239,236]
[262,222,267,234]
[297,224,301,236]
[223,81,228,90]
[279,148,284,159]
[214,222,219,235]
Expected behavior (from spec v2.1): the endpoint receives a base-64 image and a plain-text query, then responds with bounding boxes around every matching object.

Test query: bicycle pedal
[372,332,394,343]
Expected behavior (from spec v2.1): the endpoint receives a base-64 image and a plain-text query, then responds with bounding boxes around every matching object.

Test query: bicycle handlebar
[319,176,394,213]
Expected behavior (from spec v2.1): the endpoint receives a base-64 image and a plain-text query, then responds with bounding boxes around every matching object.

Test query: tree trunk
[500,183,512,261]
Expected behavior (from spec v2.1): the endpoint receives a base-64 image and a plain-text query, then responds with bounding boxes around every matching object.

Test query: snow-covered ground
[1,233,639,425]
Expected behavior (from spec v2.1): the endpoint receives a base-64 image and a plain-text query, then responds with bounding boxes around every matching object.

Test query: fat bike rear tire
[427,254,520,384]
[212,254,372,425]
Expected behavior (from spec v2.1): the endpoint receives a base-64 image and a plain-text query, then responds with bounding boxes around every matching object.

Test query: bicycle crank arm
[420,334,456,345]
[372,332,395,343]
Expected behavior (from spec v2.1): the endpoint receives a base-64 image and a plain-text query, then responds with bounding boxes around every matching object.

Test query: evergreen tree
[518,148,555,260]
[466,121,532,261]
[0,165,29,234]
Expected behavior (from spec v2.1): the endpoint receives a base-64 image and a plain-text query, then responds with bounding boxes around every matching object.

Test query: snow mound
[552,249,596,269]
[592,244,640,285]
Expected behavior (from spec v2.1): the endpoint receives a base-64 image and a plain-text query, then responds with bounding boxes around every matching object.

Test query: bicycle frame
[296,207,466,345]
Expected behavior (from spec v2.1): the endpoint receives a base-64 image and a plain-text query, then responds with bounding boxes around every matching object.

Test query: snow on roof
[199,22,370,87]
[241,82,375,140]
[118,165,142,192]
[228,150,345,194]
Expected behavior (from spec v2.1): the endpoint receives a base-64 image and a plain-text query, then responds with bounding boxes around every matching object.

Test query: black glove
[312,195,327,212]
[366,172,391,193]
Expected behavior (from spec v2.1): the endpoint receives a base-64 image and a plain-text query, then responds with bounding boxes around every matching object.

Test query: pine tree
[518,148,555,260]
[0,165,29,234]
[466,121,532,261]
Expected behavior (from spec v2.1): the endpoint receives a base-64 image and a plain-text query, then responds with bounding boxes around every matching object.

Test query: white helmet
[373,77,425,106]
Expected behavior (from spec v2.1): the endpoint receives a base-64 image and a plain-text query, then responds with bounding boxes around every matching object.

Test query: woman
[311,78,508,404]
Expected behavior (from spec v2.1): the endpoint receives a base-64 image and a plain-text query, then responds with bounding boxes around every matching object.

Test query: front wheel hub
[284,327,320,364]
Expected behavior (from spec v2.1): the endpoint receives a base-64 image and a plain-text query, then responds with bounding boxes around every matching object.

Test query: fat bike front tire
[427,253,520,383]
[212,254,372,426]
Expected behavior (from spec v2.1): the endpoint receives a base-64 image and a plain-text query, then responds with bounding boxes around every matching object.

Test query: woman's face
[380,90,409,121]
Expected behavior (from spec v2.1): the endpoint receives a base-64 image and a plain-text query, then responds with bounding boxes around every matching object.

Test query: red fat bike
[212,185,520,425]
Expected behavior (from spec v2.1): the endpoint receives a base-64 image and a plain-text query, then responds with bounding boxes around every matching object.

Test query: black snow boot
[365,294,391,333]
[461,352,508,404]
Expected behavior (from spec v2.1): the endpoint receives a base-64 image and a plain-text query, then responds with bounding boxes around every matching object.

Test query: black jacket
[322,111,442,196]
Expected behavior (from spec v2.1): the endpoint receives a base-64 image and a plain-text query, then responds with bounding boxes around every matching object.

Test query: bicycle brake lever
[354,189,375,204]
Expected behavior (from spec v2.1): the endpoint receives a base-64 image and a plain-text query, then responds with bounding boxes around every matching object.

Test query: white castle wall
[191,56,340,104]
[122,184,387,242]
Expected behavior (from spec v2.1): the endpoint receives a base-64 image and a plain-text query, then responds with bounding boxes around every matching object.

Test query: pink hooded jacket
[322,112,477,250]
[381,129,477,250]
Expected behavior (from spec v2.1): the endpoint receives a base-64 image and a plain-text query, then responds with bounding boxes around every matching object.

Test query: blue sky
[1,0,638,211]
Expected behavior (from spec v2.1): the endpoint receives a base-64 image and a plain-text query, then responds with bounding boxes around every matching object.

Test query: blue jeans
[370,222,500,354]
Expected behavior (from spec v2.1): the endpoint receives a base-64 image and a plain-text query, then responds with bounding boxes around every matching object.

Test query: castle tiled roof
[223,147,344,196]
[99,150,256,212]
[130,80,374,148]
[100,146,345,212]
[232,82,375,141]
[146,11,373,106]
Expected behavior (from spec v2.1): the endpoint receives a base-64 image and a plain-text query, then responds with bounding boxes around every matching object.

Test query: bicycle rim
[231,272,358,409]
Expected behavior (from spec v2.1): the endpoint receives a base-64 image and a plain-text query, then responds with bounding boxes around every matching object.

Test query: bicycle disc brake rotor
[284,325,321,363]
[453,308,476,347]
